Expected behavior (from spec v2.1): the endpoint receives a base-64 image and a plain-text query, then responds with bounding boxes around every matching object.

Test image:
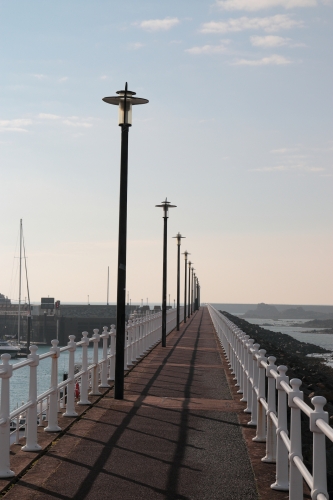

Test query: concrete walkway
[3,308,260,500]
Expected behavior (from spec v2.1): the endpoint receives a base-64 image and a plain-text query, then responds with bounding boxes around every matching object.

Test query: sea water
[2,345,103,412]
[210,305,333,366]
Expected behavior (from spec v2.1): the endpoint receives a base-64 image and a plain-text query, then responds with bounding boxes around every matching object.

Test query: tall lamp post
[188,260,193,318]
[194,273,198,311]
[173,233,185,331]
[103,83,148,400]
[182,251,190,324]
[156,198,176,347]
[191,268,195,315]
[194,276,198,310]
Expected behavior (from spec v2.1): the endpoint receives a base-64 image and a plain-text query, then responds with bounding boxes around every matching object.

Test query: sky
[0,0,332,306]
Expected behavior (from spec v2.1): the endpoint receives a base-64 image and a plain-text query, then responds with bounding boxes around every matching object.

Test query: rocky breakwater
[222,311,333,486]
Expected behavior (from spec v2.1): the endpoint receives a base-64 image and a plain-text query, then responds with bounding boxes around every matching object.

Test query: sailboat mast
[107,266,109,306]
[18,219,22,344]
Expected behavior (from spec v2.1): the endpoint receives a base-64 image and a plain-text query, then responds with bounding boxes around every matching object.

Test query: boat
[0,340,21,358]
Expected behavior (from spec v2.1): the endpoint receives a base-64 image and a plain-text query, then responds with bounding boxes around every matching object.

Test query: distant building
[0,293,11,305]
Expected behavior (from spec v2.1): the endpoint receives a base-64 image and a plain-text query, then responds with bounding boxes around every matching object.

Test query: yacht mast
[18,219,22,344]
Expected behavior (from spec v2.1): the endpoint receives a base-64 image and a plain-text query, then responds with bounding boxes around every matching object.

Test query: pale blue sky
[0,0,332,305]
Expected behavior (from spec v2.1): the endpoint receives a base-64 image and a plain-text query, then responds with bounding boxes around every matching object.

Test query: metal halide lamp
[103,83,148,400]
[182,251,190,324]
[173,233,185,331]
[155,198,176,347]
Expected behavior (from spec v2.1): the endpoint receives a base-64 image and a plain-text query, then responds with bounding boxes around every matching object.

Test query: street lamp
[188,261,193,318]
[182,251,190,324]
[191,268,195,315]
[194,275,198,311]
[173,232,185,331]
[103,83,148,400]
[193,273,197,311]
[156,198,176,346]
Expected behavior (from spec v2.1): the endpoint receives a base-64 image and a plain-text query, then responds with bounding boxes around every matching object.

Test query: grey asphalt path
[3,307,258,500]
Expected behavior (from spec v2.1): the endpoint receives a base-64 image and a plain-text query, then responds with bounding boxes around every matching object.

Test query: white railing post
[126,320,134,367]
[45,340,61,432]
[253,349,267,442]
[244,339,254,414]
[90,329,101,396]
[100,326,110,387]
[137,316,143,357]
[310,396,329,500]
[63,335,78,417]
[78,331,90,405]
[134,317,140,360]
[126,320,133,367]
[22,345,42,452]
[0,354,14,478]
[248,343,260,426]
[262,356,277,463]
[240,335,250,403]
[288,379,304,500]
[271,365,289,492]
[124,321,129,371]
[108,325,116,382]
[143,312,149,352]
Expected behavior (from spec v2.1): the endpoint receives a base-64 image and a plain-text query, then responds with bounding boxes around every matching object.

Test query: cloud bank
[234,54,292,65]
[215,0,317,10]
[139,17,180,31]
[200,15,303,33]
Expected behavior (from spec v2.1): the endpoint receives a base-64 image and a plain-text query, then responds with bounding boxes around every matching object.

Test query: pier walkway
[2,308,283,499]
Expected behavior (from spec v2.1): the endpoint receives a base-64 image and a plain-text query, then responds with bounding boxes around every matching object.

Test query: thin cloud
[59,77,68,83]
[186,40,230,54]
[251,35,306,47]
[0,119,33,133]
[250,165,325,172]
[38,113,61,120]
[128,42,145,50]
[200,15,304,33]
[271,147,299,153]
[250,35,290,46]
[138,17,180,31]
[63,117,93,128]
[100,75,108,80]
[234,54,292,65]
[250,165,288,171]
[38,114,93,129]
[32,74,47,80]
[215,0,317,10]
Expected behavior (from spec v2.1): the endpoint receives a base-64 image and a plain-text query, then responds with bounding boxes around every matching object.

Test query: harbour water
[4,345,103,412]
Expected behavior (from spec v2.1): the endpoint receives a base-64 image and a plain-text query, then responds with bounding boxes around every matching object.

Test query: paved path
[3,308,259,500]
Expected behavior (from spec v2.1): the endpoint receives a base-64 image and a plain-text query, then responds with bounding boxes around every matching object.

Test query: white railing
[0,307,182,478]
[207,304,331,500]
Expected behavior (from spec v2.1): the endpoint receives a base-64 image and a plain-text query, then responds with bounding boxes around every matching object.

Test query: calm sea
[5,345,103,412]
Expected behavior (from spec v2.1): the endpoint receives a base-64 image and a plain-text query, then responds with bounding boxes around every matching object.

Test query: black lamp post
[103,83,148,400]
[191,267,195,315]
[194,273,198,311]
[156,198,176,347]
[182,251,190,324]
[188,260,193,318]
[173,233,185,331]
